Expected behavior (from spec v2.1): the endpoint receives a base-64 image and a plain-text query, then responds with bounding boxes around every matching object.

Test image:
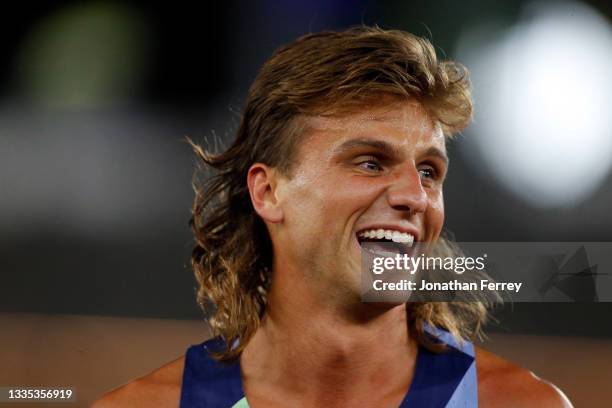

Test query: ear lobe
[247,163,284,223]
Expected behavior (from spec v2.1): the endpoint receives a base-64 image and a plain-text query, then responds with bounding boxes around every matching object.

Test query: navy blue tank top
[180,326,478,407]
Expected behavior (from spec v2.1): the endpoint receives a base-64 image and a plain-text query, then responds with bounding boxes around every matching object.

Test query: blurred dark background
[2,0,612,337]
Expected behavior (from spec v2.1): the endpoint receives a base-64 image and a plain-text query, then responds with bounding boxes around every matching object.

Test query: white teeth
[358,228,415,247]
[392,233,414,245]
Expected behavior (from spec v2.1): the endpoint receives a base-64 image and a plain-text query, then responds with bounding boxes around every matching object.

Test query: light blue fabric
[231,397,249,408]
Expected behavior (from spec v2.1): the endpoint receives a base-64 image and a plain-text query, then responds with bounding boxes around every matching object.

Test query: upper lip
[356,225,420,242]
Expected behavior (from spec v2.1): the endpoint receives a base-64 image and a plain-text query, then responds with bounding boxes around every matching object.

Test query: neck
[240,267,418,405]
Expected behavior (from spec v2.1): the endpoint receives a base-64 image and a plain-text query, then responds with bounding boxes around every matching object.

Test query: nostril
[392,204,411,212]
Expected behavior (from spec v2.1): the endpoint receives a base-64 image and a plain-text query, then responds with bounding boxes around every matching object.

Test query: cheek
[280,177,336,239]
[341,175,388,200]
[427,193,445,231]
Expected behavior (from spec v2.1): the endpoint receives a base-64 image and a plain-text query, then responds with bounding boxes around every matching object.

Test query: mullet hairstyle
[190,26,489,361]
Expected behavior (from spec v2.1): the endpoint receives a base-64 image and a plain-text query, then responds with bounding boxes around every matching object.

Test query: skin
[94,101,573,408]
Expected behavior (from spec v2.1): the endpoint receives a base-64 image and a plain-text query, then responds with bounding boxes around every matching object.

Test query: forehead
[302,101,445,152]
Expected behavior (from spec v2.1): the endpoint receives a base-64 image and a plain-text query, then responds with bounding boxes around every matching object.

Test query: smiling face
[266,100,448,303]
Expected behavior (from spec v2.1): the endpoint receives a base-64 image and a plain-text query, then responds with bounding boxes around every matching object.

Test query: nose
[386,167,427,213]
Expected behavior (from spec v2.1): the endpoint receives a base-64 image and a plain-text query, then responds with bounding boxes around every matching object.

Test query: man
[95,27,572,407]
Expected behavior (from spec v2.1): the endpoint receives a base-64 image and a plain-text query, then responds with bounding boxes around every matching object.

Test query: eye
[358,159,383,172]
[418,166,437,180]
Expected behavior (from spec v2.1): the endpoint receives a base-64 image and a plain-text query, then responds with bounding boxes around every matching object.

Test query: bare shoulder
[92,356,185,408]
[475,346,573,408]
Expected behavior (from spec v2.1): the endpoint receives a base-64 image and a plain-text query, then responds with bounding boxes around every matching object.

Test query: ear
[247,163,284,223]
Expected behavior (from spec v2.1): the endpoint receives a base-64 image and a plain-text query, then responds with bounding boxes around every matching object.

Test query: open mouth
[357,229,416,257]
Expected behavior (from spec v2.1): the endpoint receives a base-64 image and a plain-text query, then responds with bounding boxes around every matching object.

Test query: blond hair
[190,26,487,360]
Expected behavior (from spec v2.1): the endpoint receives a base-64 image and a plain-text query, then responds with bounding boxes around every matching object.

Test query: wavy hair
[189,26,489,360]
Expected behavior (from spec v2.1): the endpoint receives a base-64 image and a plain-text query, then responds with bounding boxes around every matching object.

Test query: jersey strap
[180,326,477,408]
[180,338,245,407]
[399,325,477,407]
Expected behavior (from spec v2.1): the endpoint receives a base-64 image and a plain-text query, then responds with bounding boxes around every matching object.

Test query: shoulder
[92,356,185,408]
[475,346,573,407]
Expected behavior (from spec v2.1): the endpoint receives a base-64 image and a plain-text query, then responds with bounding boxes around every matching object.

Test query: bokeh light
[457,1,612,208]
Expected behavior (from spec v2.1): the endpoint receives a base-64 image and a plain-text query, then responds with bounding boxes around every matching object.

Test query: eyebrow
[333,138,401,157]
[333,138,449,165]
[422,146,449,166]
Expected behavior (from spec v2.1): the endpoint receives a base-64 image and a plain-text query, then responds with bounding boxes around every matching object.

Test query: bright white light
[457,1,612,207]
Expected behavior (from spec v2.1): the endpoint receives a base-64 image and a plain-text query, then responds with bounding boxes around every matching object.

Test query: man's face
[272,101,448,300]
